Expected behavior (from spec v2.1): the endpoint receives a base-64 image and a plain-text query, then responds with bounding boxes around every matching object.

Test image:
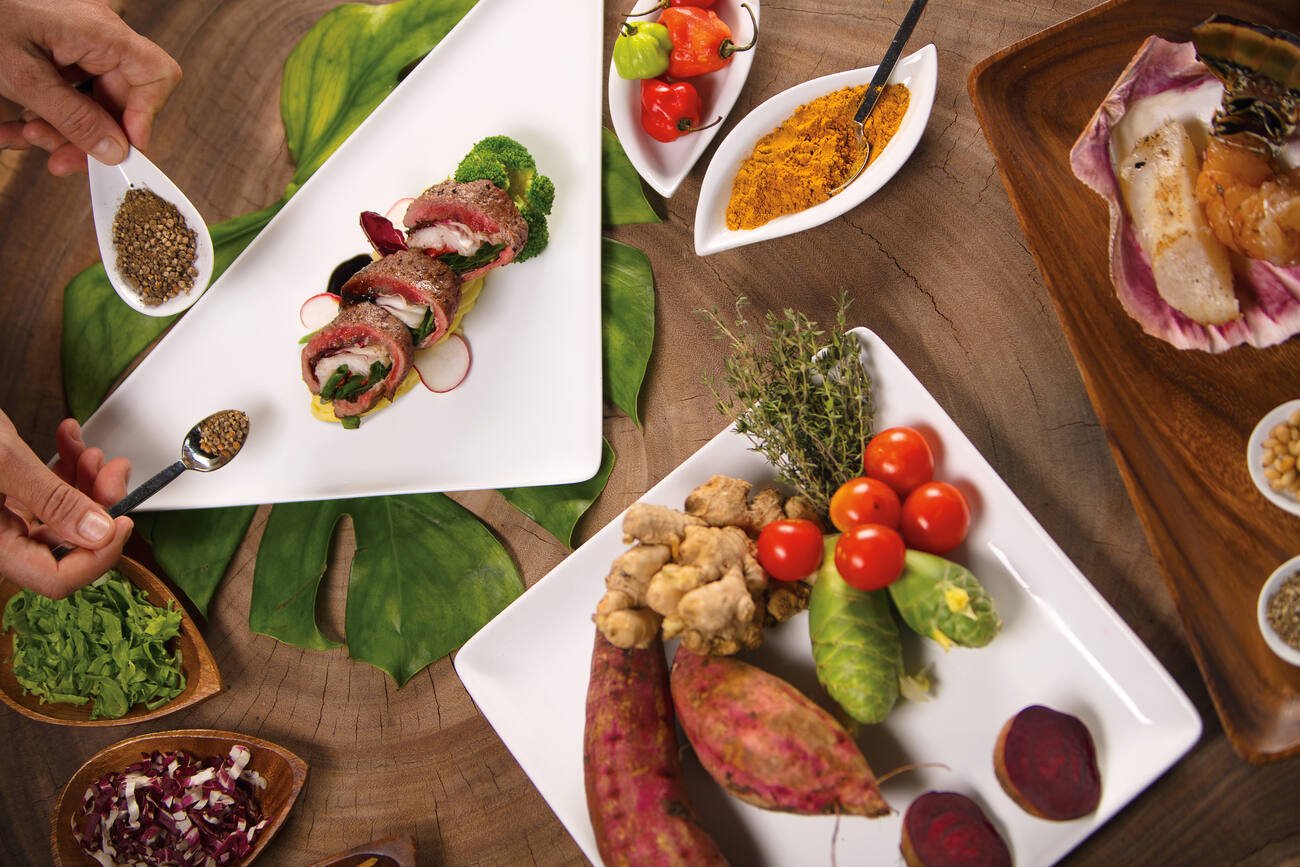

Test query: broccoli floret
[455,135,554,262]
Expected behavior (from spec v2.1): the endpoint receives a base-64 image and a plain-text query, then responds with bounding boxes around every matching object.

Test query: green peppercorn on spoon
[88,147,216,317]
[830,0,928,196]
[50,410,248,560]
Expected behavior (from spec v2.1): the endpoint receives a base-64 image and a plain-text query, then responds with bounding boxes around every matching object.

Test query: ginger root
[623,503,705,550]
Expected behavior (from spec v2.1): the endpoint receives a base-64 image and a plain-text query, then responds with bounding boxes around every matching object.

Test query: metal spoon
[87,147,215,317]
[830,0,928,195]
[51,410,249,558]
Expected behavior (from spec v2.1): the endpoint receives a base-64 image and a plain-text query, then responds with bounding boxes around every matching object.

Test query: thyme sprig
[703,295,874,515]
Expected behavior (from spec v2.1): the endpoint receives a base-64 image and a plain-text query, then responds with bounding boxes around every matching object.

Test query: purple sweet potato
[584,631,727,867]
[901,791,1012,867]
[994,705,1101,821]
[669,649,890,817]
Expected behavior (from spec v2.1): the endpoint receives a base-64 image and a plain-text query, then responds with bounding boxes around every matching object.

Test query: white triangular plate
[608,0,761,198]
[78,0,604,510]
[696,44,937,255]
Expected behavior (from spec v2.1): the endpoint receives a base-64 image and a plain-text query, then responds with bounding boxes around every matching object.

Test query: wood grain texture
[50,728,307,866]
[0,0,1297,865]
[0,557,222,727]
[969,0,1300,763]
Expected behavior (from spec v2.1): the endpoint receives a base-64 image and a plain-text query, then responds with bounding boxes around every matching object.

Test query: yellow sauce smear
[310,274,485,426]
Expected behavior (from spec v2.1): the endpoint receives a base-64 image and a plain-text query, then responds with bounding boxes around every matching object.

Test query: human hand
[0,0,181,175]
[0,414,133,598]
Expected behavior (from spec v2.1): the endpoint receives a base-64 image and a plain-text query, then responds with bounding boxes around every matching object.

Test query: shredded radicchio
[74,745,269,867]
[1069,36,1300,352]
[359,210,408,256]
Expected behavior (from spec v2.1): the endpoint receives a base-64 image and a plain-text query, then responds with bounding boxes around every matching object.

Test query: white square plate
[79,0,604,510]
[456,327,1200,866]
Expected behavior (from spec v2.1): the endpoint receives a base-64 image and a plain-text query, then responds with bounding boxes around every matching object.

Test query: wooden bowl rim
[51,728,309,867]
[0,555,223,726]
[304,834,418,867]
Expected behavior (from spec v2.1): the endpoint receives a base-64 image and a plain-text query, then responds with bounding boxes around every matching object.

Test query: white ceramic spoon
[694,44,938,256]
[608,0,760,199]
[88,148,215,317]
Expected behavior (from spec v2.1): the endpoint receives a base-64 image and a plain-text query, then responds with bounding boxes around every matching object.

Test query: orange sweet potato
[670,649,889,817]
[901,791,1012,867]
[994,704,1101,821]
[583,631,727,867]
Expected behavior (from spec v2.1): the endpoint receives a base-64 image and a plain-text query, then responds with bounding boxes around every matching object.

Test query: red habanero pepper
[639,78,722,143]
[661,2,757,79]
[627,0,717,16]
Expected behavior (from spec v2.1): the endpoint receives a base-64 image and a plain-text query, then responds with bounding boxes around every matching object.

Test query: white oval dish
[1246,398,1300,518]
[1258,554,1300,667]
[88,148,215,317]
[694,43,937,256]
[608,0,760,199]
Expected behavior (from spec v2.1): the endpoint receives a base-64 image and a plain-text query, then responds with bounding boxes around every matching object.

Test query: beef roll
[339,249,461,349]
[301,302,413,421]
[402,179,528,280]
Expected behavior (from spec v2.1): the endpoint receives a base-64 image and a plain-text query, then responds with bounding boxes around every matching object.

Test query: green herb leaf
[411,307,437,345]
[320,364,351,400]
[438,242,506,274]
[500,439,615,547]
[602,238,655,427]
[250,494,522,684]
[63,201,283,421]
[133,507,256,616]
[2,572,186,719]
[602,128,660,226]
[281,0,478,190]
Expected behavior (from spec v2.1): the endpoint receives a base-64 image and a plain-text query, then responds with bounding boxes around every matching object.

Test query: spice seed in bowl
[112,186,199,307]
[1266,572,1300,653]
[1261,408,1300,499]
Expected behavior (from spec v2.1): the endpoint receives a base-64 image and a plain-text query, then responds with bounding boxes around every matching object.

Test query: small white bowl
[608,0,760,198]
[694,43,937,256]
[88,147,215,317]
[1246,399,1300,518]
[1258,554,1300,667]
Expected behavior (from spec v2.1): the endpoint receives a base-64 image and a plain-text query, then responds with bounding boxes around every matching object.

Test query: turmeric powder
[725,83,910,231]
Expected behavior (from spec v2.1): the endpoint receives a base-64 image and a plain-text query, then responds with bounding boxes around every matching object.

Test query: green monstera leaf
[602,128,660,227]
[133,506,257,616]
[602,239,655,427]
[500,439,615,547]
[250,494,521,684]
[281,0,477,189]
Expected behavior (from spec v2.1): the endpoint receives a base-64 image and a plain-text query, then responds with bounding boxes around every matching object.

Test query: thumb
[16,57,126,164]
[4,442,114,548]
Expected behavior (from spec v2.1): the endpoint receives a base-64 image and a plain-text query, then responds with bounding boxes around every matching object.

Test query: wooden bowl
[306,835,417,867]
[0,556,222,725]
[51,729,308,866]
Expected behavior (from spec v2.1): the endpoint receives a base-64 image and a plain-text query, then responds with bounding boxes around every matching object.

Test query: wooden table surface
[0,1,1297,864]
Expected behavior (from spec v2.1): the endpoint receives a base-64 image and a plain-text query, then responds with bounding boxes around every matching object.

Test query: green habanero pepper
[888,550,1001,650]
[613,21,672,80]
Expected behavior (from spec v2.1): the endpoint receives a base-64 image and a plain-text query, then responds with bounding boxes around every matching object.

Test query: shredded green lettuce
[2,571,186,719]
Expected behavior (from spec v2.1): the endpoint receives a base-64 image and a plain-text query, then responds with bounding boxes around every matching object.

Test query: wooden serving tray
[969,0,1300,763]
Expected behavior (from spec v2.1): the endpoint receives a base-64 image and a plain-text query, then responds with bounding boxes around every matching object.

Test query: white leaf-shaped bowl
[694,43,937,256]
[608,0,761,198]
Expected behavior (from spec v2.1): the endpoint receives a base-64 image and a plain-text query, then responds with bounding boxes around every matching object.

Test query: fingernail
[78,509,112,543]
[70,422,84,444]
[91,137,126,164]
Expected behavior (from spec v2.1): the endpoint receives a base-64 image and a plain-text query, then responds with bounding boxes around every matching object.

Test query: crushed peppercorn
[196,410,249,461]
[1266,571,1300,651]
[111,187,199,306]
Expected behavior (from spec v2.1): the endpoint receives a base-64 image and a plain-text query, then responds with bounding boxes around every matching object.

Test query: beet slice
[901,791,1011,867]
[994,705,1101,820]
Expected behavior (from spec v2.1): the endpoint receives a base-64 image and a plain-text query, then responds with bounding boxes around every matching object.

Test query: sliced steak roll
[403,179,528,280]
[339,250,462,349]
[301,302,414,419]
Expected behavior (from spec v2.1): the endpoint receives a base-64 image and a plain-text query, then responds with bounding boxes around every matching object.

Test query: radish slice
[385,197,415,225]
[413,333,471,393]
[300,293,341,330]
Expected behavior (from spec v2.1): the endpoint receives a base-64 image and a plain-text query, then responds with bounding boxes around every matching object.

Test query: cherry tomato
[834,524,906,591]
[864,427,935,496]
[901,482,971,554]
[757,519,824,582]
[829,476,901,532]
